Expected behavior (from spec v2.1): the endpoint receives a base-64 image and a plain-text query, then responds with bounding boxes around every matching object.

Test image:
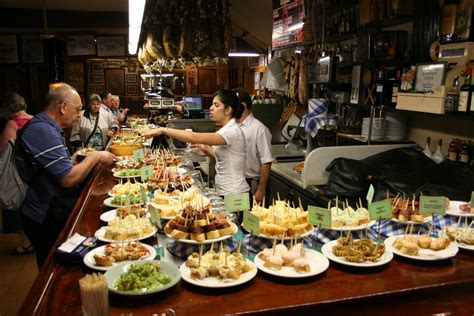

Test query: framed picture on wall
[126,85,138,95]
[126,74,137,83]
[66,35,96,56]
[198,68,216,94]
[0,35,18,63]
[105,68,125,95]
[91,63,104,73]
[92,85,105,94]
[97,36,125,57]
[22,35,43,63]
[92,74,104,84]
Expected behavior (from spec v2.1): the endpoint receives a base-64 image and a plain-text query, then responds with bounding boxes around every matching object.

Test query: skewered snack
[115,205,147,218]
[93,242,151,267]
[248,200,313,238]
[258,242,310,273]
[331,238,385,263]
[390,196,426,222]
[164,205,235,242]
[102,215,155,241]
[109,182,144,196]
[331,206,370,228]
[392,234,451,255]
[111,193,144,206]
[446,226,474,245]
[185,246,254,280]
[459,202,473,214]
[151,186,211,218]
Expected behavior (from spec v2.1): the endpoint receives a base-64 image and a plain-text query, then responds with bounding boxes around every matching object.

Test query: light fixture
[128,0,146,55]
[228,52,260,57]
[287,22,304,33]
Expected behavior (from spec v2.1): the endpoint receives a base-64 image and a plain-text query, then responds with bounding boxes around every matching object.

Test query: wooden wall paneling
[413,0,439,63]
[198,68,216,95]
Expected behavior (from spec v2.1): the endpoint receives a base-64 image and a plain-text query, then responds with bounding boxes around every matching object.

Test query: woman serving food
[145,89,249,197]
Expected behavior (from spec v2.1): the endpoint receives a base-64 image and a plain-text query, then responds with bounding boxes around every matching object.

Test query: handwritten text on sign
[308,206,332,228]
[368,200,392,220]
[140,165,154,182]
[225,193,250,212]
[243,211,259,236]
[419,196,446,215]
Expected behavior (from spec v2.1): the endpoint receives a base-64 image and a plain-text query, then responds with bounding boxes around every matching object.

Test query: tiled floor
[0,219,38,316]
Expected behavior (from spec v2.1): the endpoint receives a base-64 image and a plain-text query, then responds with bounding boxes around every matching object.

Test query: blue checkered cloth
[300,99,338,137]
[166,238,237,258]
[241,234,314,253]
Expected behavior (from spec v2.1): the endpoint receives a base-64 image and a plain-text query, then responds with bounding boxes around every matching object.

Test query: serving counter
[20,162,474,315]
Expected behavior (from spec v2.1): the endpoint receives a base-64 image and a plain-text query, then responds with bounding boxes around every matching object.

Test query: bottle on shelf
[392,0,399,17]
[375,70,385,107]
[422,136,433,158]
[455,0,474,42]
[448,138,461,161]
[458,66,472,113]
[439,0,458,44]
[459,141,470,163]
[391,69,401,106]
[445,76,460,113]
[432,138,446,164]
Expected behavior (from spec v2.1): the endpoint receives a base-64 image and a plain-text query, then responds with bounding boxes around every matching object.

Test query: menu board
[272,0,305,49]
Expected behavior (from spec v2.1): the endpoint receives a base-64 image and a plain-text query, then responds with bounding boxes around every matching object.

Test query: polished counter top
[19,163,474,315]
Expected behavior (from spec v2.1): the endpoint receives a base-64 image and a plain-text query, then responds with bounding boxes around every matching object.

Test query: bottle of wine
[422,136,433,158]
[458,66,472,113]
[439,0,459,44]
[375,70,384,107]
[445,76,460,113]
[432,138,446,164]
[391,70,401,106]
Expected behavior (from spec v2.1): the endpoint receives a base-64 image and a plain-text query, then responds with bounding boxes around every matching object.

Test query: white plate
[83,243,156,271]
[100,209,150,223]
[456,242,474,251]
[113,171,141,179]
[254,248,329,278]
[384,235,459,261]
[321,240,393,267]
[445,201,473,217]
[327,220,376,232]
[241,225,314,240]
[103,196,144,208]
[179,258,257,288]
[104,260,181,295]
[94,226,157,243]
[165,222,238,245]
[390,216,432,225]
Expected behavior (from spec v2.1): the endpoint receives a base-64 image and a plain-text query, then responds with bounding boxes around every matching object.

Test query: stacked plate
[385,113,407,140]
[361,118,386,140]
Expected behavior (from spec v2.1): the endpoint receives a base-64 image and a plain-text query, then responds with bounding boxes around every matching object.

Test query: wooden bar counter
[20,163,474,315]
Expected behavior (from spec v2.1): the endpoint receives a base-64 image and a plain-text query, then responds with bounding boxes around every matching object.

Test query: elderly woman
[70,94,119,151]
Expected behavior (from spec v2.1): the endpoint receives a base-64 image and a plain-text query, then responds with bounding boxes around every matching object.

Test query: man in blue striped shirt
[17,83,116,267]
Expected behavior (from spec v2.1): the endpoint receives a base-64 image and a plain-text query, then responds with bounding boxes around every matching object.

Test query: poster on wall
[22,35,43,63]
[272,0,305,49]
[68,62,85,93]
[0,35,18,63]
[105,68,125,95]
[66,35,96,56]
[97,37,126,57]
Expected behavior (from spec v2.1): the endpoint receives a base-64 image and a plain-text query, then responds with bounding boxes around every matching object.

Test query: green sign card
[224,193,250,212]
[148,203,161,228]
[368,199,392,220]
[366,184,375,205]
[130,121,138,129]
[308,206,332,228]
[419,196,446,215]
[140,165,154,182]
[471,191,474,209]
[243,211,259,236]
[140,184,148,204]
[133,148,145,160]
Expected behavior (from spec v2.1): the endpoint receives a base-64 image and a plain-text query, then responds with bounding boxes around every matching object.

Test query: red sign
[272,0,305,49]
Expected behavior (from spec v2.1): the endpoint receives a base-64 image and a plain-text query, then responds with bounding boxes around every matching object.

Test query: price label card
[419,196,446,215]
[130,121,138,129]
[243,211,259,236]
[140,165,154,182]
[225,193,250,212]
[307,206,332,228]
[366,184,375,205]
[133,148,145,160]
[368,199,392,220]
[148,203,161,228]
[471,191,474,209]
[140,185,148,204]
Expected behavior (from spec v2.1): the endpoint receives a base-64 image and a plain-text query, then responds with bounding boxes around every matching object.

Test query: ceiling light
[128,0,145,54]
[228,52,260,57]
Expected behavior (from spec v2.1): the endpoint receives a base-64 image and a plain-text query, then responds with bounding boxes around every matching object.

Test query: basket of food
[110,144,142,156]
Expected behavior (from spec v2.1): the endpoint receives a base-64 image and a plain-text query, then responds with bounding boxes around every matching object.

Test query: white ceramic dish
[390,216,432,225]
[94,226,157,243]
[445,201,473,217]
[241,225,314,240]
[321,240,393,267]
[327,220,376,232]
[384,235,459,261]
[104,260,180,295]
[254,248,329,278]
[179,258,257,288]
[103,196,144,208]
[83,243,156,271]
[100,209,150,223]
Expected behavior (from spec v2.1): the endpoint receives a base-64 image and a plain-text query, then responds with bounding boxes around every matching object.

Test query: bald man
[17,83,116,267]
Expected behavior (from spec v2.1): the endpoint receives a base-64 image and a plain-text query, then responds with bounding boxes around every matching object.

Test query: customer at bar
[17,83,116,268]
[99,91,113,113]
[0,92,34,255]
[234,88,272,205]
[111,95,129,124]
[69,93,119,151]
[145,89,249,196]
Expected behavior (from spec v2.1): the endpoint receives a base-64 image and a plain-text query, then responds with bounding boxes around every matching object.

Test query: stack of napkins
[55,233,97,265]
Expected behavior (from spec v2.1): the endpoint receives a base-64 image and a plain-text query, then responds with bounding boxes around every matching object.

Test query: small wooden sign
[308,206,332,228]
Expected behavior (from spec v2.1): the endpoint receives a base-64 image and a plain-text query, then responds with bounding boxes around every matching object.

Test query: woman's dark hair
[213,89,244,119]
[0,92,27,114]
[233,87,252,111]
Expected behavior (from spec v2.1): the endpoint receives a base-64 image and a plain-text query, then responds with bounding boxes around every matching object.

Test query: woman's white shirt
[214,118,249,196]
